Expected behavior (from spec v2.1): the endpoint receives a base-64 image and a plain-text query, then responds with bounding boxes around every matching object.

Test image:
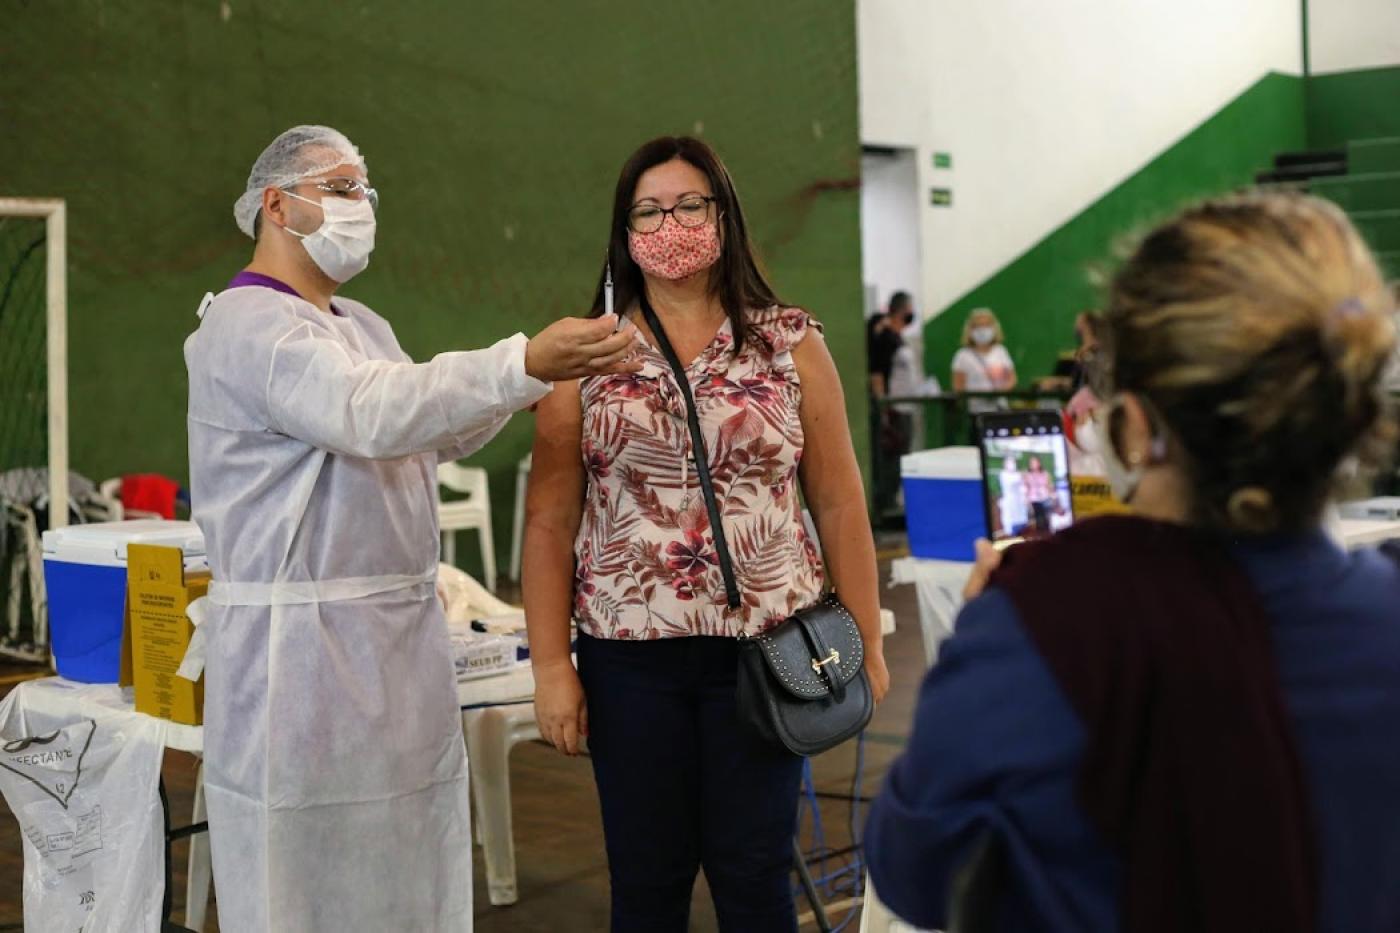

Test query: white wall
[858,0,1302,321]
[1310,0,1400,74]
[860,148,922,317]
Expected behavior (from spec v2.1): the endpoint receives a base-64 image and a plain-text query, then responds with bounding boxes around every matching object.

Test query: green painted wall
[924,72,1308,384]
[2,1,864,580]
[1307,65,1400,149]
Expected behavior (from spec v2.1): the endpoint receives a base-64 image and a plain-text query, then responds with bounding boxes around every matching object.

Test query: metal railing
[868,390,1400,527]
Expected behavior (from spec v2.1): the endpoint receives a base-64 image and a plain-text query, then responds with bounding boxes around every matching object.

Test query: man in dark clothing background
[869,291,915,520]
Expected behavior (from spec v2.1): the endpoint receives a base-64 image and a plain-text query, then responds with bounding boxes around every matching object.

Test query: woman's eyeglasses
[627,196,715,234]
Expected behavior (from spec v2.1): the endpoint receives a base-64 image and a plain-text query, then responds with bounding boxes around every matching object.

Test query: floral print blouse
[574,306,826,639]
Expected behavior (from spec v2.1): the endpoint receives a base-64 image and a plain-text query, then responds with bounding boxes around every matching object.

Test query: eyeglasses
[627,196,715,234]
[291,177,380,211]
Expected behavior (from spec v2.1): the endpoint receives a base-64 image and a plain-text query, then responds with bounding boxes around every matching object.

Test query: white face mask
[1073,416,1101,456]
[283,191,377,283]
[971,326,996,346]
[1095,396,1164,503]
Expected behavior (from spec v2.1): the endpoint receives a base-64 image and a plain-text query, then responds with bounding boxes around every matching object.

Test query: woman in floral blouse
[524,136,887,932]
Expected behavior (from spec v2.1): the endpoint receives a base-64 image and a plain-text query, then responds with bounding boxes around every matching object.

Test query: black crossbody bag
[638,297,873,757]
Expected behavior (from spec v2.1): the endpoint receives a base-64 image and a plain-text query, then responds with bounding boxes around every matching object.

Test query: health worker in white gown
[184,125,641,932]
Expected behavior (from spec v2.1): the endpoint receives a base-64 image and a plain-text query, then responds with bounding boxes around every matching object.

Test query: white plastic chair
[438,463,496,593]
[437,562,539,906]
[462,703,551,906]
[508,453,532,584]
[90,479,125,522]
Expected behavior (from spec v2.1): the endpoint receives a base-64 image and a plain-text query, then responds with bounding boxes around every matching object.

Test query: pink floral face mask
[627,218,721,281]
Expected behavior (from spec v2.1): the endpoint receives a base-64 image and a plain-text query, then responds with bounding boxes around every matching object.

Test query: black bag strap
[638,295,742,611]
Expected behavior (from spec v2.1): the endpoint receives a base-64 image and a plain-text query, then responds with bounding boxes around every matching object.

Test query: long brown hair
[589,136,783,351]
[1102,191,1397,534]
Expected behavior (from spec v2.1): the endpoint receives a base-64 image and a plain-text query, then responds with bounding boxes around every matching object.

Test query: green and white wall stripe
[919,73,1309,383]
[857,0,1306,382]
[1308,0,1400,146]
[859,0,1400,388]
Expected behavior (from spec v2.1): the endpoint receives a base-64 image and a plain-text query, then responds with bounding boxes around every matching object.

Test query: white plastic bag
[435,561,521,624]
[0,682,166,932]
[436,563,526,681]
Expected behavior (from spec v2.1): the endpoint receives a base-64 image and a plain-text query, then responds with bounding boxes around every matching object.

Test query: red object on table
[122,474,181,519]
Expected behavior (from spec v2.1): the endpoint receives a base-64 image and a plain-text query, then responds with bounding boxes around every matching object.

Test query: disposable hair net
[233,125,367,239]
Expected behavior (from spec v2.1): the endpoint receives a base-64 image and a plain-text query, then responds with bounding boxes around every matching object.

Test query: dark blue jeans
[577,631,805,933]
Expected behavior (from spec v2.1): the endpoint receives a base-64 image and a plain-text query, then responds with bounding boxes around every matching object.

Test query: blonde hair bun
[1105,191,1398,534]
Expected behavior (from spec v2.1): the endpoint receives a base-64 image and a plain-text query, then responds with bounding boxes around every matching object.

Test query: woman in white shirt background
[951,308,1017,412]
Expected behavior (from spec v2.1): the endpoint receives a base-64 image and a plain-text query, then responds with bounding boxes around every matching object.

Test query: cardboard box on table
[120,543,208,726]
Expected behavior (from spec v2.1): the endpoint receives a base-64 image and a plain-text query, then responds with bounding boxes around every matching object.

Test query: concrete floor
[0,553,925,931]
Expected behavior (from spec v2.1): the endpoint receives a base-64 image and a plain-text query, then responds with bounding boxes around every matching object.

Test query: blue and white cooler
[41,520,206,683]
[901,446,984,562]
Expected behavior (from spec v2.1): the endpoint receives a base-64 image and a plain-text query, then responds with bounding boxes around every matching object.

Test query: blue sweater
[865,532,1400,931]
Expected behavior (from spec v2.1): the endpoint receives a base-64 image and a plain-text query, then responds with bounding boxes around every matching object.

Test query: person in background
[1388,283,1400,391]
[887,303,923,402]
[887,295,925,452]
[870,291,914,398]
[1067,311,1102,391]
[865,192,1400,932]
[1038,311,1102,394]
[871,291,917,516]
[524,136,887,933]
[185,125,640,931]
[1065,313,1107,476]
[952,308,1016,413]
[866,309,889,389]
[1384,285,1400,495]
[866,310,893,515]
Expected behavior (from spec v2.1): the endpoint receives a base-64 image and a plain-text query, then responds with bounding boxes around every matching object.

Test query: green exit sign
[929,187,953,207]
[933,152,953,169]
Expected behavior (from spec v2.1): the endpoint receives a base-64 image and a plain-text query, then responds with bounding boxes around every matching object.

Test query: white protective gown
[184,283,550,931]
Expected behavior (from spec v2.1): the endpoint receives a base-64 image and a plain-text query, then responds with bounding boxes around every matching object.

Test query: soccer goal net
[0,199,67,662]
